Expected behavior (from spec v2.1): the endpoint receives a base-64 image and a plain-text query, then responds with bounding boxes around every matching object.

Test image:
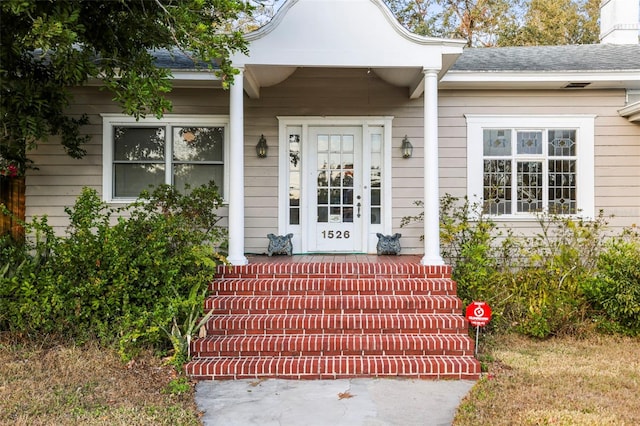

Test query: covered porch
[220,0,465,266]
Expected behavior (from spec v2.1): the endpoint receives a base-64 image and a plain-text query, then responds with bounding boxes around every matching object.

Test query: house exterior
[24,0,640,266]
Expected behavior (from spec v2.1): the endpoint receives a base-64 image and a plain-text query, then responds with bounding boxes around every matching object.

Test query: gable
[231,0,465,99]
[234,0,462,68]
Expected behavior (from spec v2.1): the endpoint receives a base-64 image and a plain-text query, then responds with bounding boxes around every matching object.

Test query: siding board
[25,71,640,254]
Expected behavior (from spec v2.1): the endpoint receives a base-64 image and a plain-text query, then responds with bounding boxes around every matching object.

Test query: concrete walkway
[195,378,475,426]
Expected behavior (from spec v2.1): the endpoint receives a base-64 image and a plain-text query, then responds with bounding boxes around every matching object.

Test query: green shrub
[403,196,512,332]
[506,213,609,337]
[582,231,640,335]
[0,183,226,362]
[401,196,619,338]
[0,215,59,333]
[438,195,502,304]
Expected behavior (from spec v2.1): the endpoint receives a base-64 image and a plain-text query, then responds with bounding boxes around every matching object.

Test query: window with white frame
[466,115,595,218]
[102,115,229,202]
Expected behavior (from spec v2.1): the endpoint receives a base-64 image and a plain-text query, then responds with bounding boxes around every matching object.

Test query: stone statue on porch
[267,233,294,256]
[376,233,402,255]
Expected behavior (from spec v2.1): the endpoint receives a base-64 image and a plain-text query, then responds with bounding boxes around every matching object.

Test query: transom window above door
[102,115,229,202]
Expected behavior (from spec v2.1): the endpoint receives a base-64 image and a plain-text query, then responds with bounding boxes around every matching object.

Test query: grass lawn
[0,334,201,425]
[2,333,638,425]
[455,333,640,425]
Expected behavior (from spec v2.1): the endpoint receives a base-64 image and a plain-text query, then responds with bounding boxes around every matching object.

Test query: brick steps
[205,313,468,335]
[215,263,453,279]
[187,355,480,380]
[206,295,461,314]
[185,261,481,381]
[191,334,474,357]
[211,278,457,296]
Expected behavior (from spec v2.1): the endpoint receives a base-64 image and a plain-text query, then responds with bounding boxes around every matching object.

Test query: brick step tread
[205,313,468,334]
[216,263,452,279]
[185,355,481,380]
[205,295,461,314]
[210,277,457,295]
[191,334,474,357]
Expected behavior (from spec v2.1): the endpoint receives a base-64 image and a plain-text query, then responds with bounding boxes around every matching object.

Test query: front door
[279,117,392,254]
[307,126,363,252]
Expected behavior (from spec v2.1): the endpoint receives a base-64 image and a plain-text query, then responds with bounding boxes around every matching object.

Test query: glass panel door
[308,127,362,252]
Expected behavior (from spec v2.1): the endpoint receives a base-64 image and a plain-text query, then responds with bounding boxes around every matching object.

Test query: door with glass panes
[308,127,363,252]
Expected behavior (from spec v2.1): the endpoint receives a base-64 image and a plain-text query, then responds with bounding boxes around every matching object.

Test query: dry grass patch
[0,335,201,425]
[455,334,640,425]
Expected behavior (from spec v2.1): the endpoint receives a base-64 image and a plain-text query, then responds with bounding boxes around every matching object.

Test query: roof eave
[619,100,640,123]
[86,69,223,89]
[440,70,640,90]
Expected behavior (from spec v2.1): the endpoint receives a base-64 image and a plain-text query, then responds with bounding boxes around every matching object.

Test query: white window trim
[466,114,595,219]
[101,114,230,203]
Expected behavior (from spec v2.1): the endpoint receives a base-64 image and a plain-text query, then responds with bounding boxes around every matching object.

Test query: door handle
[356,202,361,218]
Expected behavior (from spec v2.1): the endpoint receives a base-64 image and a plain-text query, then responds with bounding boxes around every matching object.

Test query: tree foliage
[497,0,600,46]
[0,0,252,172]
[385,0,600,47]
[385,0,443,37]
[386,0,521,46]
[439,0,518,47]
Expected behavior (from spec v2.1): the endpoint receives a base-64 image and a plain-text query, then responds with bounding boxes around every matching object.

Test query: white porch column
[421,69,444,266]
[227,67,248,266]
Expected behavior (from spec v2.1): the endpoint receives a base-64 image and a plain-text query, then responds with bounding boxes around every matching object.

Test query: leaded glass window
[517,161,543,212]
[482,128,578,215]
[483,129,511,156]
[483,159,512,215]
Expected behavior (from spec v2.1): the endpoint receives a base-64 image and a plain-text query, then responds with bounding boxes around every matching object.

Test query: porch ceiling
[233,0,465,99]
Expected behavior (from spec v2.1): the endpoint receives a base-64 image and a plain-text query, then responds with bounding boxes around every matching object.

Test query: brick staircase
[185,260,481,380]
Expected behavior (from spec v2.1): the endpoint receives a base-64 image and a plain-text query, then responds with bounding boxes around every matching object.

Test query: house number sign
[321,230,351,239]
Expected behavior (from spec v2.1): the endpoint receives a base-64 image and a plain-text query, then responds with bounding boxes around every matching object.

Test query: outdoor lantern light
[401,135,413,158]
[256,134,268,158]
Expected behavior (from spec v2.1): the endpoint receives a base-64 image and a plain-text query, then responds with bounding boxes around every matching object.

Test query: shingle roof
[451,44,640,72]
[152,48,216,70]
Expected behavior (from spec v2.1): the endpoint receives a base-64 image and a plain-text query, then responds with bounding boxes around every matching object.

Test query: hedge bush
[582,232,640,335]
[0,183,226,361]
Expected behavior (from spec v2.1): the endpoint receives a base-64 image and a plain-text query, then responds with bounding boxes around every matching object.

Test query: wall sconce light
[256,134,268,158]
[401,135,413,158]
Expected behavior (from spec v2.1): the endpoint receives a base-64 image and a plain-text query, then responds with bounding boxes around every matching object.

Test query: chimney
[600,0,640,44]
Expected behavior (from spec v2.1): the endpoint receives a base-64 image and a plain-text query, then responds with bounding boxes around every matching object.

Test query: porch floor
[246,254,423,264]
